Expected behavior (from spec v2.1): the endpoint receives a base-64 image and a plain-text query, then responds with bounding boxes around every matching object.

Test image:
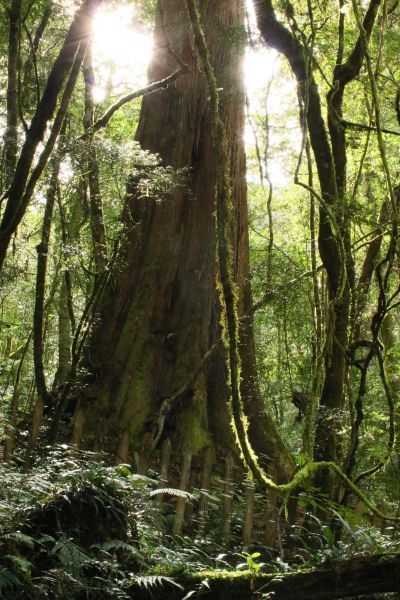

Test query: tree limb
[90,68,187,134]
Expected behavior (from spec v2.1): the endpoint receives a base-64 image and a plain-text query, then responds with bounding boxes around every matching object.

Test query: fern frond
[4,554,32,577]
[93,541,145,562]
[36,568,84,594]
[1,531,35,549]
[0,565,23,590]
[149,488,194,500]
[134,574,183,590]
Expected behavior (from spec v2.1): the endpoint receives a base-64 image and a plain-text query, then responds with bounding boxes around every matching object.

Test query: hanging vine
[185,0,398,523]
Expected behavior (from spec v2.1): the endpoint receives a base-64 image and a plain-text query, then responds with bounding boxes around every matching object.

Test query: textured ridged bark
[83,44,107,276]
[53,276,72,389]
[74,0,293,481]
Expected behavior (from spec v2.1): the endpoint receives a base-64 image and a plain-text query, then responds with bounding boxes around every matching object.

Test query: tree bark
[74,0,294,481]
[21,1,53,109]
[2,0,22,191]
[53,275,72,388]
[82,43,107,276]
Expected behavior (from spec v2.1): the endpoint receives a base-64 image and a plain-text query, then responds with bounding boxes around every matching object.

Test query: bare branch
[90,68,187,134]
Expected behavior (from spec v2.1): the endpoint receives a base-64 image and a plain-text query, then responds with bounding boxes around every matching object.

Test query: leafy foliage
[0,0,400,596]
[0,448,398,598]
[0,448,166,598]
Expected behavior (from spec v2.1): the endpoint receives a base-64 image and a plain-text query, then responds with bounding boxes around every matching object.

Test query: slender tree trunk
[26,139,65,467]
[156,437,172,503]
[0,0,101,271]
[3,334,31,462]
[21,1,53,109]
[254,0,382,501]
[33,139,65,409]
[221,452,234,544]
[53,275,72,389]
[172,449,192,536]
[83,43,107,276]
[197,447,214,537]
[2,0,22,191]
[242,478,255,546]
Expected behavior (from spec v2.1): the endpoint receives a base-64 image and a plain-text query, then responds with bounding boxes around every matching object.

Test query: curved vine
[185,0,398,524]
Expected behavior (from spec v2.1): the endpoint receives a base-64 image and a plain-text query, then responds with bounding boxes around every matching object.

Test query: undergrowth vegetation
[0,447,399,599]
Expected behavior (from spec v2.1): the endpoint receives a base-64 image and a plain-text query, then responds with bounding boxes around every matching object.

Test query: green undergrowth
[0,447,399,599]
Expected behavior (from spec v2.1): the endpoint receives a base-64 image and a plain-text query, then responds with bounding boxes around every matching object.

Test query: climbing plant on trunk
[254,0,399,501]
[72,0,294,482]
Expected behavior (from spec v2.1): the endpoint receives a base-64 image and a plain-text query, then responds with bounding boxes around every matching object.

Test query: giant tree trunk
[73,0,293,479]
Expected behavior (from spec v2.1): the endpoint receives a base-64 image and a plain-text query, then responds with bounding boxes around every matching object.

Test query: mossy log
[133,554,400,600]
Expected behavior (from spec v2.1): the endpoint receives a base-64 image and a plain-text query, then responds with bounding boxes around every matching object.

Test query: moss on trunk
[74,0,293,483]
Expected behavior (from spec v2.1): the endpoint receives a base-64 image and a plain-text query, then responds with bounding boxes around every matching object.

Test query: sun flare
[91,2,294,188]
[92,4,153,100]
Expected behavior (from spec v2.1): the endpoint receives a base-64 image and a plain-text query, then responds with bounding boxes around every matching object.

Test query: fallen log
[133,553,400,600]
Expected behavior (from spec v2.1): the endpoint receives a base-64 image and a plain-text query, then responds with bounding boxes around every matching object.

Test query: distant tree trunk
[53,276,72,389]
[4,334,31,462]
[82,43,107,276]
[73,0,294,481]
[0,0,101,272]
[2,0,22,191]
[26,138,65,468]
[21,1,53,111]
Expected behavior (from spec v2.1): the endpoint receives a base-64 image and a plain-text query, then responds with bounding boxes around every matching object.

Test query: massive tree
[71,0,294,482]
[3,0,395,522]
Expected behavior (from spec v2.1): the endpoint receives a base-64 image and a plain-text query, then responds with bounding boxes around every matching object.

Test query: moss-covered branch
[186,0,263,492]
[186,0,398,525]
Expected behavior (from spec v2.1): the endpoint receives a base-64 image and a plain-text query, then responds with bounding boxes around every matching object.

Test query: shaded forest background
[0,0,400,597]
